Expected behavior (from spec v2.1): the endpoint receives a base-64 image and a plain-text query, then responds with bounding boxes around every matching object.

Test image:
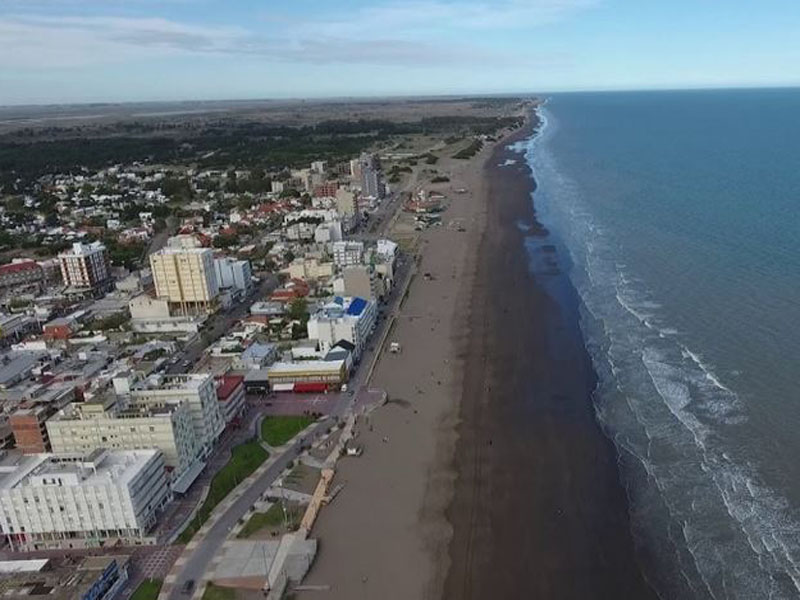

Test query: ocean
[524,89,800,599]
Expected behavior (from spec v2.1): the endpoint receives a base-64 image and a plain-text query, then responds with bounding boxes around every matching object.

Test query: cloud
[0,0,594,69]
[293,0,597,37]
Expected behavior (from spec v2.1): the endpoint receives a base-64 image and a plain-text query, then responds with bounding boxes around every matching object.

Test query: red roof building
[270,278,310,302]
[215,374,245,424]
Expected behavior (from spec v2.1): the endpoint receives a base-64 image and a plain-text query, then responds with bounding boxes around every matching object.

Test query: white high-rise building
[129,374,225,458]
[332,241,365,268]
[213,257,253,296]
[359,154,385,200]
[0,449,170,551]
[58,242,111,295]
[149,240,219,315]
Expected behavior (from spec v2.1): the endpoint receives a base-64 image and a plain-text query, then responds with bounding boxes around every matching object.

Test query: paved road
[166,276,277,374]
[166,416,339,599]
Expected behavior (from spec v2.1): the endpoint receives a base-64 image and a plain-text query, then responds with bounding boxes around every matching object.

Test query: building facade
[129,374,224,458]
[9,401,66,454]
[332,241,365,268]
[0,449,170,551]
[0,261,44,294]
[58,242,111,296]
[149,246,219,315]
[213,257,253,296]
[214,375,245,424]
[306,296,377,360]
[46,398,199,481]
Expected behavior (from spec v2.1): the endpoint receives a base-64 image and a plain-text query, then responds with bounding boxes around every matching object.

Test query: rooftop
[0,449,161,491]
[216,374,244,400]
[0,555,130,600]
[268,360,344,374]
[0,261,41,275]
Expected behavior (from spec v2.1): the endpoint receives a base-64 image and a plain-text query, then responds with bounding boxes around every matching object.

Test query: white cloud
[294,0,597,38]
[0,0,594,69]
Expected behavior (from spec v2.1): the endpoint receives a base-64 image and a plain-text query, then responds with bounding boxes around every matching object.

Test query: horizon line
[2,83,799,110]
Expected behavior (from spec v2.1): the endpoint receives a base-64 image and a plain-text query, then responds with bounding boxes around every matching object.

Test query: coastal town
[0,99,530,600]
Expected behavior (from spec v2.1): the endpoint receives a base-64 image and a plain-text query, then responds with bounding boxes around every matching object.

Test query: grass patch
[131,579,162,600]
[431,175,450,183]
[261,416,314,447]
[453,138,483,159]
[202,583,237,600]
[238,502,305,539]
[177,440,268,544]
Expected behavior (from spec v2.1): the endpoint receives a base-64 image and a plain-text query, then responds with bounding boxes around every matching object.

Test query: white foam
[526,109,800,598]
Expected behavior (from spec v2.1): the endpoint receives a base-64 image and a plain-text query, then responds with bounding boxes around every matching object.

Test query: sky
[1,0,800,105]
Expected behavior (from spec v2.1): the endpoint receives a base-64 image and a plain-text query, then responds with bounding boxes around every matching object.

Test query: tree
[287,298,308,322]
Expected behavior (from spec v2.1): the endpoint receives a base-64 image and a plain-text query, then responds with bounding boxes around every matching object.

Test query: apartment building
[0,449,170,551]
[338,265,380,301]
[128,374,225,458]
[213,257,253,297]
[149,241,219,315]
[58,242,111,296]
[332,241,365,268]
[45,396,200,483]
[214,375,245,424]
[359,153,385,200]
[306,296,377,360]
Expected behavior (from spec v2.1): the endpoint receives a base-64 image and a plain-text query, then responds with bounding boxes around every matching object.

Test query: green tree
[287,298,308,321]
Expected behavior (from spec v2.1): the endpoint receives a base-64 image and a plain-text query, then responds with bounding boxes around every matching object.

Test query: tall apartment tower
[58,242,112,295]
[359,154,385,200]
[149,236,219,315]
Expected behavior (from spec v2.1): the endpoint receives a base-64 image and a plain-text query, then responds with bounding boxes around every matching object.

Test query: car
[181,580,195,594]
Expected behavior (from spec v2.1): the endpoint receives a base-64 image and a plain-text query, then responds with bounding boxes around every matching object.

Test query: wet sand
[442,116,656,599]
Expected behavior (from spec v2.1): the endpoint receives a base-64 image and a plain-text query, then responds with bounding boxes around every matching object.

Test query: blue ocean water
[523,89,800,599]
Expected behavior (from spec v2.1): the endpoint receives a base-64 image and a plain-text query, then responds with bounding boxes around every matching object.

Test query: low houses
[270,278,310,303]
[43,316,79,341]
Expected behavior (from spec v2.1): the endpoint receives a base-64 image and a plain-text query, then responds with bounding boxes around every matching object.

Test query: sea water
[524,89,800,599]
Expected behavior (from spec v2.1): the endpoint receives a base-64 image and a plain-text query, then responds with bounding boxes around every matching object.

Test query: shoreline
[442,108,655,598]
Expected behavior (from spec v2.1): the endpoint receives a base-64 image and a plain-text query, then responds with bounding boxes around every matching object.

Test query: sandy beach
[299,110,654,599]
[297,123,504,599]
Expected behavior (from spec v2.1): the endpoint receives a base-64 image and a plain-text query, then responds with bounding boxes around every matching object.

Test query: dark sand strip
[442,115,656,600]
